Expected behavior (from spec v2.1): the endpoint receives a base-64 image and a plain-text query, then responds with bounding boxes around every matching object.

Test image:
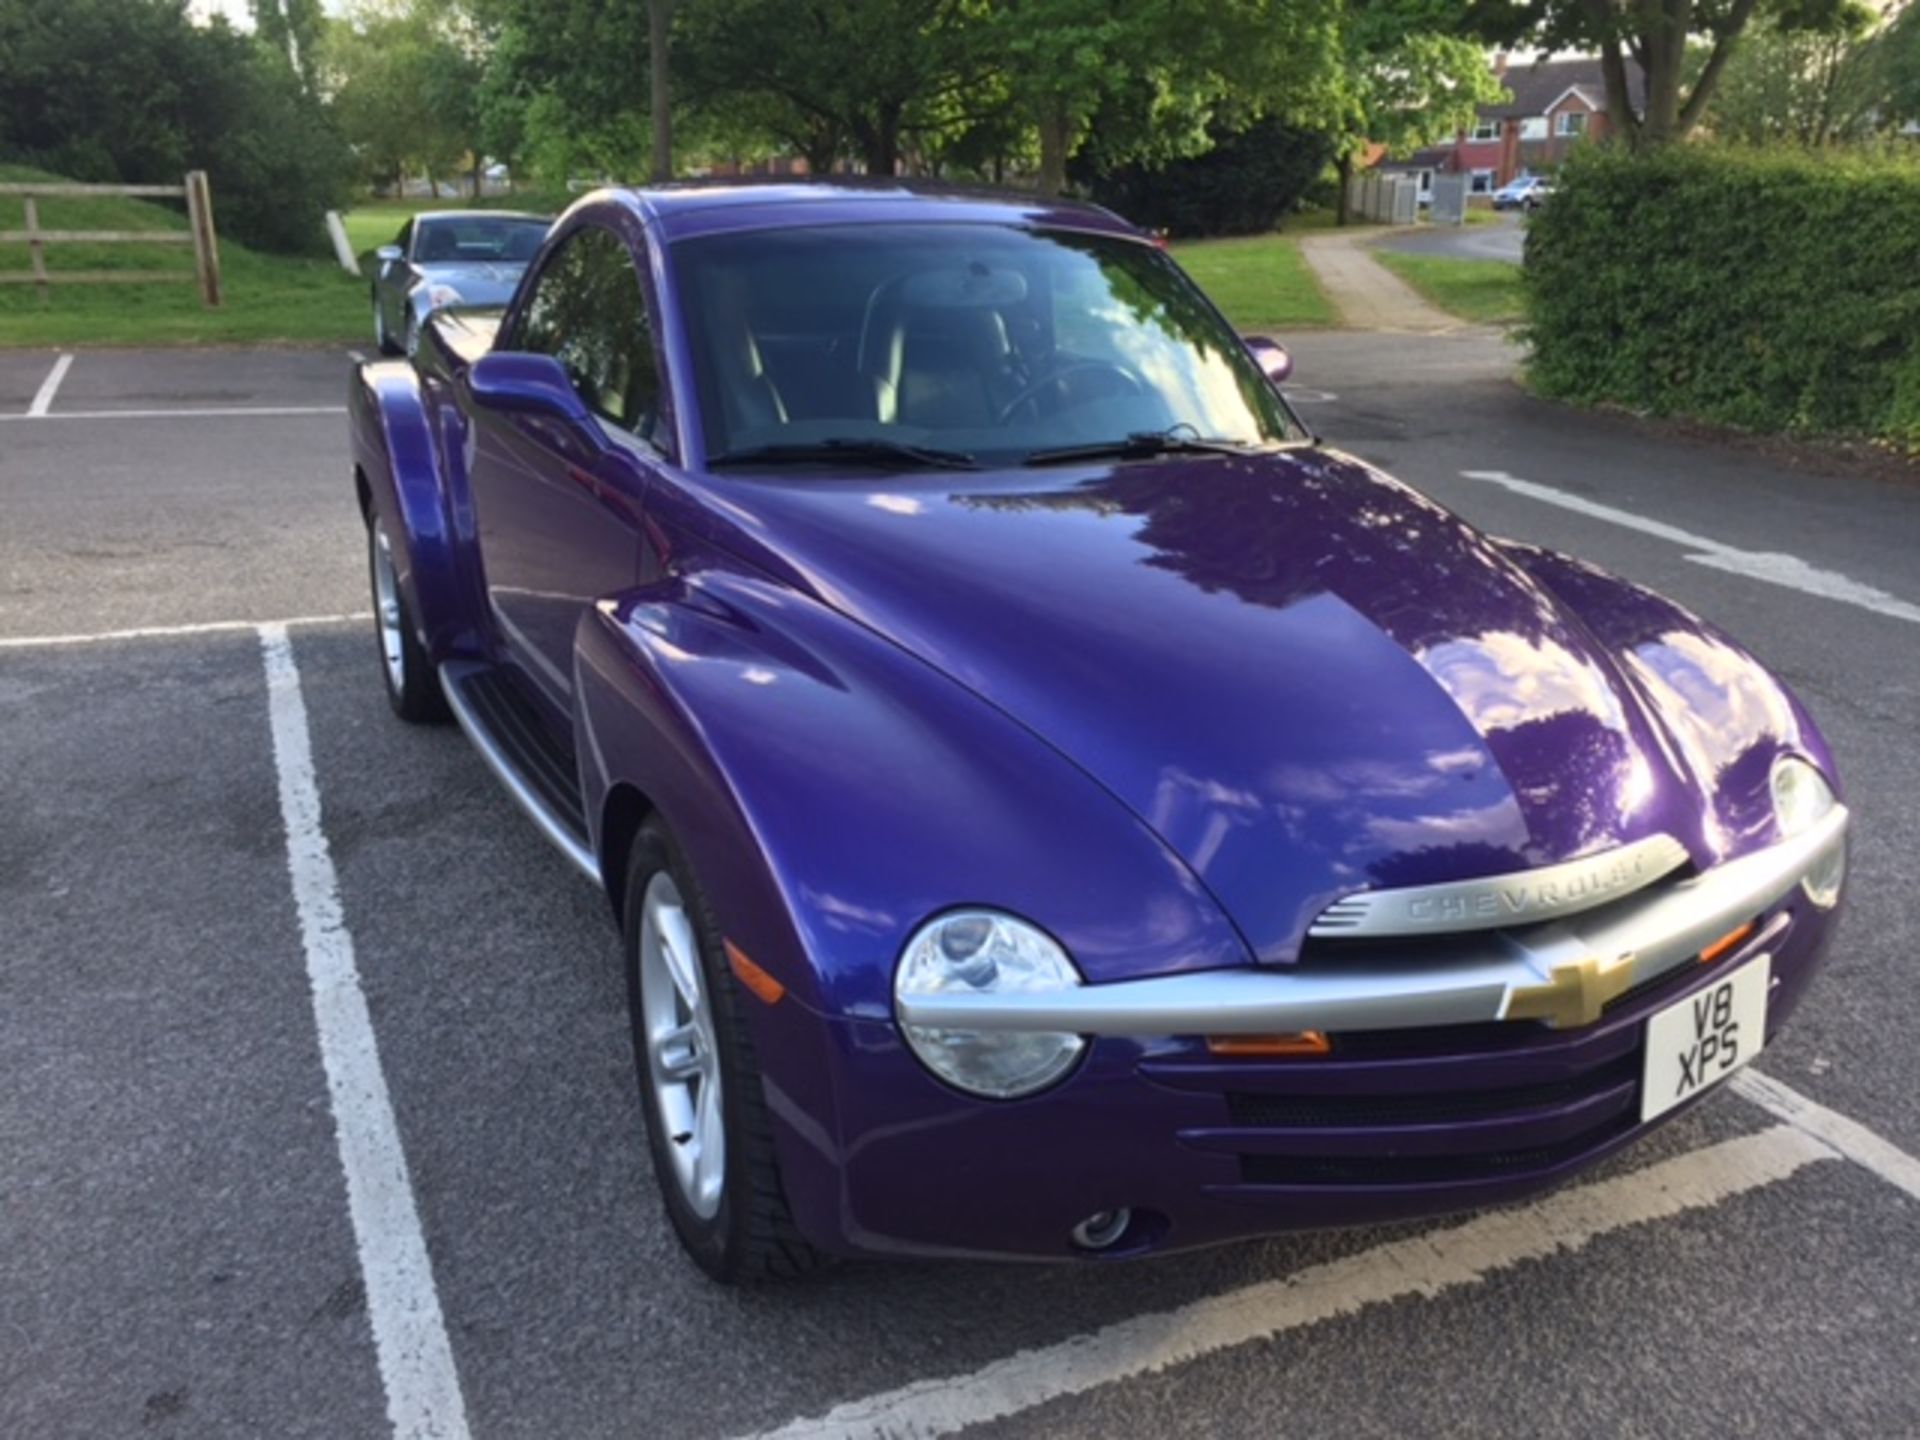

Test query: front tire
[623,818,822,1283]
[374,297,401,357]
[367,517,447,723]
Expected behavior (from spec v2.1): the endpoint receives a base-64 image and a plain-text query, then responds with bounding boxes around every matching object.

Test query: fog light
[1070,1208,1132,1251]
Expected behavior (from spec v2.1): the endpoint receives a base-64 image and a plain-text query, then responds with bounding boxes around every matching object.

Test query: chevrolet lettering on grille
[1308,834,1692,939]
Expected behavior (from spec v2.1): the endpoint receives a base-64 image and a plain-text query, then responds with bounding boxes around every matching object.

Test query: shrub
[1523,143,1920,449]
[0,0,355,254]
[1071,117,1332,238]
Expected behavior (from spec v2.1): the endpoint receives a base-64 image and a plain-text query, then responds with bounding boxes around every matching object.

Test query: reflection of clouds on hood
[799,887,897,936]
[1622,630,1795,849]
[1268,754,1473,806]
[1627,630,1793,743]
[1363,796,1529,854]
[1418,630,1630,737]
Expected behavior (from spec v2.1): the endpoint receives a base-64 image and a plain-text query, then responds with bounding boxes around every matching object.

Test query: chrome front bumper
[895,808,1849,1037]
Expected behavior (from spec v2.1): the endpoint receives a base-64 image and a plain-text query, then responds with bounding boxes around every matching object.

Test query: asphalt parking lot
[4,337,1918,1439]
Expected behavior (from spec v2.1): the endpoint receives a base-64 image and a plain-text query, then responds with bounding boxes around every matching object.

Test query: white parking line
[740,1125,1834,1440]
[1733,1069,1920,1201]
[1461,468,1920,626]
[0,404,347,422]
[0,612,369,650]
[26,352,73,416]
[259,624,470,1440]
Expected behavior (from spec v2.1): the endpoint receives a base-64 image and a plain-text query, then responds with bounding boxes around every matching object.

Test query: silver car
[370,211,551,355]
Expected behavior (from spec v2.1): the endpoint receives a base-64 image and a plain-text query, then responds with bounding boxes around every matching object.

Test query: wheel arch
[348,360,481,664]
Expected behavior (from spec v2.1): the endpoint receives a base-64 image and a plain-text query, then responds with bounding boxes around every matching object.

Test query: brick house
[1377,55,1648,200]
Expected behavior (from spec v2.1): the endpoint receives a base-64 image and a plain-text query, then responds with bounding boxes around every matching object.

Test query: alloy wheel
[370,522,406,693]
[638,870,726,1219]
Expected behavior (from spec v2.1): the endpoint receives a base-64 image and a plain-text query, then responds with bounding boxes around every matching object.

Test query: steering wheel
[996,360,1144,426]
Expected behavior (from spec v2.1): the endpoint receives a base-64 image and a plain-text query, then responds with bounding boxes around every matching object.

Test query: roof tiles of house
[1481,57,1647,120]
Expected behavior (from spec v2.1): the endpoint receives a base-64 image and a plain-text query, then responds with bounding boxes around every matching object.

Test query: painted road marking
[26,353,73,417]
[259,624,470,1440]
[0,404,347,422]
[740,1125,1835,1440]
[1461,468,1920,626]
[1733,1069,1920,1202]
[0,612,369,650]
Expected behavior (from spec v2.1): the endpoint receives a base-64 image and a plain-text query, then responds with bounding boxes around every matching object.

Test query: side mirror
[375,244,404,264]
[1245,335,1293,386]
[466,352,603,450]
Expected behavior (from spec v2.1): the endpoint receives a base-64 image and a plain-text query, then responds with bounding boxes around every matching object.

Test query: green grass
[1169,231,1336,331]
[0,164,366,347]
[1372,249,1525,326]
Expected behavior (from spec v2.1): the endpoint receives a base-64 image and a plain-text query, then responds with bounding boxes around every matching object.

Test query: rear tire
[366,517,447,723]
[623,818,824,1283]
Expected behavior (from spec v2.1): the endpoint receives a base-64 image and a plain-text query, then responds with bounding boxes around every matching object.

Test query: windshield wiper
[708,438,981,471]
[1021,430,1264,467]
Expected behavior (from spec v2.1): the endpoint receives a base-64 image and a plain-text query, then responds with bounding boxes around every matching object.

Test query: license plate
[1640,954,1771,1122]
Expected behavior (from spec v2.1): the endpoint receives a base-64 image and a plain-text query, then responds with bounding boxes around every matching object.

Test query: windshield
[412,216,548,265]
[672,223,1305,469]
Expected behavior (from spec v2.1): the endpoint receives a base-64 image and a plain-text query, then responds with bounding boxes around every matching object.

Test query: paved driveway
[1374,213,1526,263]
[4,342,1919,1439]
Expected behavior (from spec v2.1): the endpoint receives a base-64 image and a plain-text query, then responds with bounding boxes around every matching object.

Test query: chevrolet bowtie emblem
[1504,952,1637,1029]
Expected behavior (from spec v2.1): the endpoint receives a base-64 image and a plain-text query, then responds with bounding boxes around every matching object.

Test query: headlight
[1771,755,1844,908]
[895,910,1086,1098]
[424,284,464,309]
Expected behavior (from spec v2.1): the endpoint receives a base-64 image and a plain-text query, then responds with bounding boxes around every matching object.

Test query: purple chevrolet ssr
[347,182,1849,1281]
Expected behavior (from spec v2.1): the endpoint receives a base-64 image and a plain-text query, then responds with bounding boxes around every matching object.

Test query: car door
[466,222,664,717]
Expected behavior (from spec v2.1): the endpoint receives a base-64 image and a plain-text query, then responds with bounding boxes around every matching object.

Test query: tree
[1708,2,1890,144]
[322,3,483,194]
[993,0,1353,196]
[680,0,994,176]
[1329,3,1509,223]
[1460,0,1851,147]
[464,0,657,182]
[1880,1,1920,126]
[250,0,325,90]
[649,0,672,181]
[0,0,354,251]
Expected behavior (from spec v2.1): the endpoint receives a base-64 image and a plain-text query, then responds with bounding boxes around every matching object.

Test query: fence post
[23,196,50,306]
[184,170,222,309]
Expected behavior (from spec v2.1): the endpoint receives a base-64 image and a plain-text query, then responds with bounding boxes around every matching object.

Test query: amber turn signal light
[724,939,785,1005]
[1205,1031,1331,1057]
[1700,921,1757,966]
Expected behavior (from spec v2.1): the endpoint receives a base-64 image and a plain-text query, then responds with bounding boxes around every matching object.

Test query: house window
[1470,120,1500,142]
[1520,117,1549,141]
[1469,169,1495,194]
[1556,110,1588,137]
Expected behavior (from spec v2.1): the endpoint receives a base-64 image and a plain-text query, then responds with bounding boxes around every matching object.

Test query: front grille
[1168,1020,1648,1189]
[1223,1053,1637,1129]
[1239,1122,1634,1186]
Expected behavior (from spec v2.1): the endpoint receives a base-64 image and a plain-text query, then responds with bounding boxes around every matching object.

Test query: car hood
[710,448,1711,963]
[412,262,524,303]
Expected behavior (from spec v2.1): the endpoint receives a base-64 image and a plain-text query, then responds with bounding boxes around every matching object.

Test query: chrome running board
[439,661,600,885]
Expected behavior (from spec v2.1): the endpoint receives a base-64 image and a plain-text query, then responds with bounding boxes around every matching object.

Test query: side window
[515,227,662,445]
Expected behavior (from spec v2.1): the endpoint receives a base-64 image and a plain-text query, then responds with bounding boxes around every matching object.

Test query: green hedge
[1523,144,1920,451]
